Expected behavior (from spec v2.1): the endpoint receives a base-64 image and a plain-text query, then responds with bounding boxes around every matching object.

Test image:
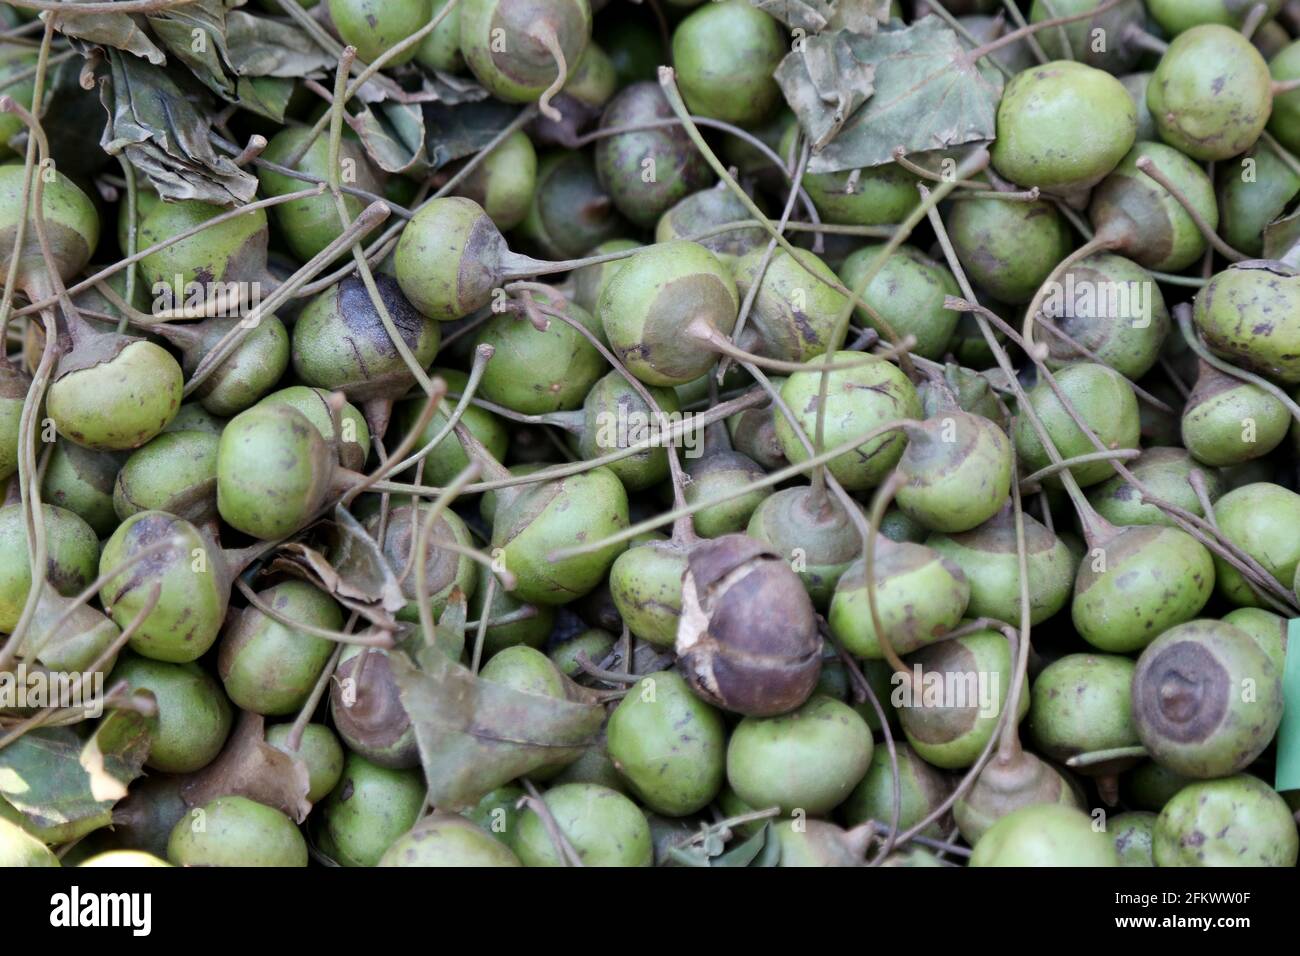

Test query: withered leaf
[774,30,875,153]
[1263,208,1300,267]
[53,4,166,65]
[750,0,889,35]
[224,10,337,78]
[778,17,1002,173]
[182,711,312,822]
[391,649,605,810]
[424,97,523,171]
[147,0,233,100]
[348,99,428,176]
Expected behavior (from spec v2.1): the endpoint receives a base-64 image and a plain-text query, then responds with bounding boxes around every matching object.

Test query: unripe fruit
[513,783,652,866]
[168,797,306,867]
[670,1,784,126]
[317,753,425,866]
[839,244,961,360]
[0,503,98,633]
[329,0,432,66]
[460,0,592,105]
[266,723,345,803]
[1153,774,1298,866]
[970,803,1119,866]
[379,814,522,866]
[946,195,1073,304]
[1210,482,1300,606]
[110,653,233,774]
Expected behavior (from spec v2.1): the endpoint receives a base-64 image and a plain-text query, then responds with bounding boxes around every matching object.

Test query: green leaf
[776,17,1003,173]
[224,10,336,78]
[750,822,783,866]
[423,98,522,171]
[147,0,234,101]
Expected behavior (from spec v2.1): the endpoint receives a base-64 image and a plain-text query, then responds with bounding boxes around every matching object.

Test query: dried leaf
[391,649,605,810]
[433,587,467,662]
[182,711,312,822]
[0,708,152,838]
[234,75,295,122]
[348,99,428,176]
[424,98,523,171]
[224,10,337,77]
[147,0,234,100]
[1263,208,1300,267]
[53,4,166,65]
[778,17,1002,173]
[774,30,875,152]
[751,0,889,34]
[97,49,258,205]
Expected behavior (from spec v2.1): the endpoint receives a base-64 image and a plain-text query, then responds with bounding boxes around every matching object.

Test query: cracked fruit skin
[98,511,228,664]
[168,797,306,867]
[379,814,522,866]
[490,466,629,605]
[109,653,232,774]
[726,695,873,816]
[671,1,784,127]
[607,670,726,817]
[48,341,183,452]
[1153,774,1298,867]
[513,783,652,866]
[1147,25,1273,162]
[774,354,923,492]
[970,804,1120,867]
[1072,525,1215,653]
[991,61,1137,193]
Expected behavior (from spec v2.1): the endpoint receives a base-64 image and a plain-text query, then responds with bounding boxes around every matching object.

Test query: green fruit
[775,354,923,491]
[1222,607,1287,671]
[395,369,505,485]
[1089,446,1221,528]
[318,754,426,867]
[519,151,626,259]
[113,430,219,523]
[895,412,1014,533]
[828,542,970,659]
[48,341,183,451]
[608,538,686,647]
[415,0,463,72]
[684,450,771,538]
[572,238,639,312]
[1109,811,1157,866]
[1029,654,1139,766]
[747,488,861,608]
[218,581,340,715]
[0,816,58,867]
[733,247,849,363]
[1147,0,1282,34]
[671,1,784,126]
[954,750,1080,844]
[1131,619,1283,778]
[179,314,290,418]
[394,197,515,321]
[451,130,536,231]
[329,0,431,65]
[513,783,652,866]
[575,371,678,491]
[462,785,526,842]
[770,818,870,867]
[266,723,345,803]
[0,163,99,293]
[1217,144,1300,256]
[1013,362,1141,488]
[0,361,29,483]
[329,647,418,768]
[726,695,873,816]
[1123,759,1194,810]
[0,49,37,160]
[168,797,306,867]
[1154,774,1298,866]
[946,195,1073,304]
[1181,362,1289,466]
[970,804,1118,866]
[781,119,917,226]
[0,503,98,633]
[549,628,616,678]
[79,850,171,867]
[260,386,371,472]
[110,653,232,773]
[468,562,555,656]
[599,240,738,386]
[655,186,767,266]
[379,814,523,866]
[1211,482,1300,606]
[98,511,231,663]
[1120,71,1158,140]
[606,671,726,816]
[991,61,1137,194]
[1029,0,1146,73]
[480,644,567,698]
[896,629,1029,769]
[1147,25,1272,161]
[840,744,952,839]
[138,199,270,291]
[460,0,592,104]
[839,244,961,360]
[1194,262,1300,385]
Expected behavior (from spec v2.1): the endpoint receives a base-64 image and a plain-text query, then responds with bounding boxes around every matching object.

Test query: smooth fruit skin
[217,404,335,540]
[138,199,269,291]
[970,804,1119,867]
[1013,362,1140,488]
[265,723,345,803]
[451,130,536,231]
[318,754,426,867]
[416,0,464,72]
[953,751,1079,845]
[1181,365,1289,466]
[1148,25,1273,162]
[1222,606,1287,672]
[595,82,711,227]
[1148,0,1282,35]
[48,341,183,451]
[395,369,505,484]
[733,247,849,364]
[775,355,923,492]
[608,538,686,647]
[1089,446,1220,528]
[1194,262,1300,385]
[1153,774,1298,867]
[460,0,592,103]
[778,123,918,226]
[379,814,522,866]
[1029,0,1146,74]
[746,488,860,608]
[896,413,1013,533]
[573,238,639,312]
[671,1,785,127]
[260,386,371,472]
[684,450,771,538]
[520,151,626,259]
[1218,144,1300,256]
[218,581,340,715]
[189,315,290,417]
[110,653,232,774]
[840,744,952,838]
[829,544,970,659]
[1108,812,1157,867]
[168,797,307,867]
[1072,525,1215,653]
[78,850,171,867]
[599,240,739,386]
[0,163,99,292]
[839,244,960,360]
[946,196,1073,304]
[991,61,1137,193]
[1269,38,1300,153]
[1131,619,1283,778]
[328,0,431,66]
[98,512,227,663]
[475,296,605,414]
[0,503,98,633]
[726,695,873,816]
[113,430,219,523]
[1029,654,1138,764]
[0,815,59,867]
[513,783,652,866]
[0,361,30,482]
[394,196,508,320]
[606,671,726,816]
[491,467,629,605]
[1210,482,1300,606]
[480,644,567,698]
[577,371,678,491]
[896,629,1029,770]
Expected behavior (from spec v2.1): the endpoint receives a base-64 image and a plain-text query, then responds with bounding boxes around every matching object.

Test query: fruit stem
[1019,449,1142,489]
[997,460,1031,763]
[286,642,346,753]
[1134,156,1247,263]
[965,0,1132,63]
[997,0,1052,65]
[234,578,394,647]
[530,22,568,124]
[686,317,916,375]
[1121,22,1169,55]
[414,463,488,646]
[1064,745,1148,768]
[863,471,910,680]
[1176,303,1300,426]
[1020,233,1115,354]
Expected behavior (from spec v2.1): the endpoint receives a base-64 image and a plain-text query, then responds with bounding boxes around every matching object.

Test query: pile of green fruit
[2,0,1300,869]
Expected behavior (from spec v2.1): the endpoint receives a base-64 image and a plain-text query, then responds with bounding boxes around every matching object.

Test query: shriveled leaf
[53,4,166,65]
[774,30,875,152]
[778,17,1002,173]
[1264,208,1300,267]
[424,98,523,171]
[714,822,770,866]
[751,0,889,34]
[235,75,295,122]
[432,587,467,662]
[751,822,783,866]
[0,707,152,838]
[391,649,604,809]
[225,10,336,77]
[147,1,234,100]
[182,711,312,822]
[324,505,407,613]
[348,99,428,176]
[97,49,258,204]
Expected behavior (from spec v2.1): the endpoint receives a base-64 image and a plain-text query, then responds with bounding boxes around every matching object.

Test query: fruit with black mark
[1154,773,1298,866]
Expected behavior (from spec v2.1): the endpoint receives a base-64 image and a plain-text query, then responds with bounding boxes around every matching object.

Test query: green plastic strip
[1274,619,1300,792]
